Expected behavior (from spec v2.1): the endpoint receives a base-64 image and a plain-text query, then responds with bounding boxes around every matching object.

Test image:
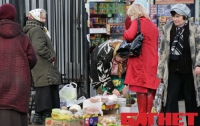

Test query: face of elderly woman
[40,12,46,23]
[172,13,186,27]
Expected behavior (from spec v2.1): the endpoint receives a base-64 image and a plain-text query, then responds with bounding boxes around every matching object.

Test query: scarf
[170,20,188,60]
[26,19,44,29]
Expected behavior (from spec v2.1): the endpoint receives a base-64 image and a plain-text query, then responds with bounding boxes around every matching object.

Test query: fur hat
[171,4,191,18]
[0,4,16,21]
[132,0,147,10]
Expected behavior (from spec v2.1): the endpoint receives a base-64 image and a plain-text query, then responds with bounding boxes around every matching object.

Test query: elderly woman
[157,4,200,125]
[23,9,61,124]
[0,4,37,126]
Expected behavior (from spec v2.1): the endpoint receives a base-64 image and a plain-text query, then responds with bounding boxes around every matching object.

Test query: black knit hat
[0,4,16,21]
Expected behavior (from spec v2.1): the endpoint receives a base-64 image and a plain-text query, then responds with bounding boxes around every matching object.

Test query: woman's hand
[122,85,128,96]
[195,67,200,75]
[112,89,120,96]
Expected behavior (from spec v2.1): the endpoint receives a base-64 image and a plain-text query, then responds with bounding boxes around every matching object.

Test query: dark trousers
[165,72,200,126]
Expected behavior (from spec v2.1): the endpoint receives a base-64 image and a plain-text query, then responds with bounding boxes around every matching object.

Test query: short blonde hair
[127,4,150,21]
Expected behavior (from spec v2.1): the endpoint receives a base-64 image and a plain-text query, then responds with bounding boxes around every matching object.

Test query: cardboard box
[103,109,118,115]
[98,114,120,121]
[45,118,62,126]
[45,118,84,126]
[84,117,98,126]
[119,103,138,113]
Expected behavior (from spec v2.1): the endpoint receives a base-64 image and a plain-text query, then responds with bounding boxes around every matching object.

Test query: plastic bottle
[126,90,132,107]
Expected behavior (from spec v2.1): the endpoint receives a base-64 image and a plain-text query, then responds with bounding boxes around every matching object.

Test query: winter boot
[32,112,44,124]
[43,109,52,122]
[136,92,147,113]
[147,90,156,113]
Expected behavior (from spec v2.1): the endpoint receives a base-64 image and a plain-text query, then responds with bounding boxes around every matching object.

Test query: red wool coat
[0,19,37,113]
[123,17,160,91]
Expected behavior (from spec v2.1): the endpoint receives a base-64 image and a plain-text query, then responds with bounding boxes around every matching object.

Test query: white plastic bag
[59,82,77,102]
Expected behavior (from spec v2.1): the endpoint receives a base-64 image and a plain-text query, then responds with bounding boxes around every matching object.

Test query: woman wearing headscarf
[0,4,37,126]
[157,4,200,125]
[123,0,160,114]
[23,9,61,124]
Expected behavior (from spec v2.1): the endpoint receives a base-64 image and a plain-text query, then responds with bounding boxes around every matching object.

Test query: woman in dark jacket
[0,4,37,126]
[90,39,129,96]
[23,9,61,124]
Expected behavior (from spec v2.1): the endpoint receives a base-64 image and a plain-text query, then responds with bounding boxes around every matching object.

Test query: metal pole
[82,0,90,98]
[69,0,74,82]
[9,0,25,26]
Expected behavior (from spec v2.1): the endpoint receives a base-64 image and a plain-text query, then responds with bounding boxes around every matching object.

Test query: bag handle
[136,18,141,34]
[70,82,77,88]
[65,82,77,88]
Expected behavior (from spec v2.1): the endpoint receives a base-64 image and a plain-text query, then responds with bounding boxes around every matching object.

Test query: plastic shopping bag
[59,82,77,102]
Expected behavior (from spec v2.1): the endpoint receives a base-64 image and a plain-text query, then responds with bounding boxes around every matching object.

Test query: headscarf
[28,9,51,38]
[0,4,16,21]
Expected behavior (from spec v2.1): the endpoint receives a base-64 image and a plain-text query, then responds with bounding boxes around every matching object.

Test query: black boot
[32,113,44,124]
[43,109,52,121]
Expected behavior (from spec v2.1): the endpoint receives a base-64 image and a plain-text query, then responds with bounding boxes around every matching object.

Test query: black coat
[90,39,122,93]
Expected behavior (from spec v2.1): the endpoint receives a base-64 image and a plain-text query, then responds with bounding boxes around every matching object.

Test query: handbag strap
[136,18,141,34]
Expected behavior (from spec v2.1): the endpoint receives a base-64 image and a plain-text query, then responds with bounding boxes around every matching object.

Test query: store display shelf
[90,28,107,33]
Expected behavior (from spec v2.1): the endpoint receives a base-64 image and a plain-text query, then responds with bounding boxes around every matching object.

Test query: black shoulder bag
[129,18,144,57]
[117,18,144,57]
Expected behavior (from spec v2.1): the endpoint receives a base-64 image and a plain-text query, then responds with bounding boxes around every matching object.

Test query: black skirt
[35,85,60,113]
[0,110,28,126]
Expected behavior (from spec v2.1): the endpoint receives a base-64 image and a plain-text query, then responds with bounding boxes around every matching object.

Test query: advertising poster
[150,5,157,25]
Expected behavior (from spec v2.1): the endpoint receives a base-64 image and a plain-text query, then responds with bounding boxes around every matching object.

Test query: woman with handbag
[123,0,160,113]
[157,4,200,125]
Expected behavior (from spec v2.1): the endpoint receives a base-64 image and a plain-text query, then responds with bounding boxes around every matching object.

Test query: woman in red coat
[123,3,160,113]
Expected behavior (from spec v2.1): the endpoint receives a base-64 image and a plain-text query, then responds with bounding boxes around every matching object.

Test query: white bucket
[117,98,126,107]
